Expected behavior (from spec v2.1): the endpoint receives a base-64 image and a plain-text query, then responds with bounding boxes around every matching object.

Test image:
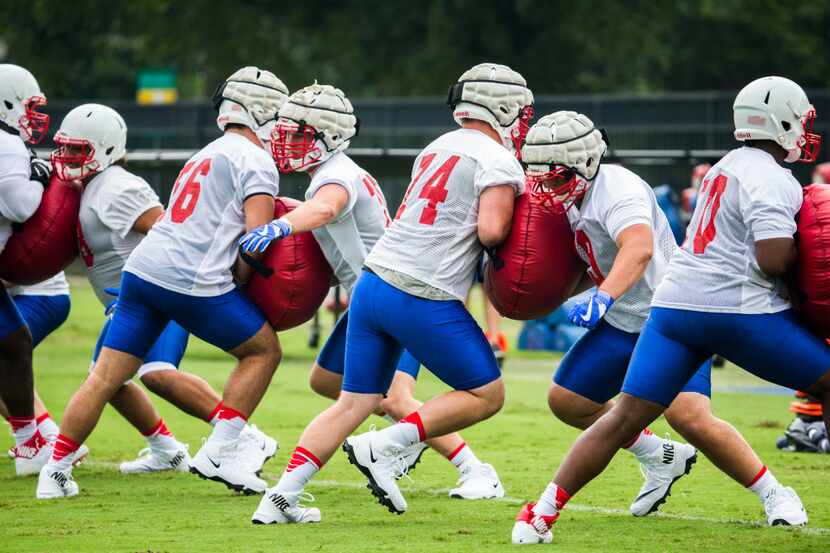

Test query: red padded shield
[796,184,830,338]
[0,175,80,285]
[485,194,585,320]
[247,197,333,331]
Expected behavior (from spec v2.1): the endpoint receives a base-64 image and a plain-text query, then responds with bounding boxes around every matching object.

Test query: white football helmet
[733,76,821,163]
[0,64,49,144]
[522,111,608,212]
[271,83,358,173]
[213,66,289,147]
[447,63,534,157]
[51,104,127,181]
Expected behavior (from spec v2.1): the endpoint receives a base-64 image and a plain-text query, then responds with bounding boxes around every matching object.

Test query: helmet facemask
[509,105,535,160]
[19,96,49,144]
[527,164,589,214]
[51,135,98,181]
[796,108,821,163]
[271,119,325,173]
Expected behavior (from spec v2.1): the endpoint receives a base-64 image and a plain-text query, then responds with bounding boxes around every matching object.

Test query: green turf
[2,279,829,552]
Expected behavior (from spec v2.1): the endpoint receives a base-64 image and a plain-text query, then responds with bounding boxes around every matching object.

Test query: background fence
[41,90,830,209]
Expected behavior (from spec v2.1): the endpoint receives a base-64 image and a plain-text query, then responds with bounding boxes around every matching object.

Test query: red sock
[8,415,35,432]
[52,434,80,462]
[217,405,247,422]
[142,418,173,438]
[207,402,223,425]
[35,412,50,425]
[287,446,323,471]
[400,411,426,441]
[623,427,652,449]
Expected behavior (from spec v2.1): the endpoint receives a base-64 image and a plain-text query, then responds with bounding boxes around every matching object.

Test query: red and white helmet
[0,64,49,144]
[51,104,127,181]
[447,63,534,158]
[733,76,821,163]
[271,83,358,173]
[213,66,289,147]
[521,111,608,213]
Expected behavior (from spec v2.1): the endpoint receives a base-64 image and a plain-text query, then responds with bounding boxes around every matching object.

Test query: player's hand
[30,157,51,187]
[568,290,614,329]
[238,219,292,254]
[104,287,119,317]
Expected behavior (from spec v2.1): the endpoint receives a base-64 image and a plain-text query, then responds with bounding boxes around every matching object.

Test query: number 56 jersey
[126,133,279,296]
[366,128,524,301]
[653,146,802,314]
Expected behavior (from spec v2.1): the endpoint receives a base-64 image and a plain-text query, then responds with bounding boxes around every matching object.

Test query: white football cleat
[36,465,79,499]
[397,441,427,478]
[190,440,267,495]
[342,432,408,514]
[511,503,557,545]
[238,424,278,475]
[119,443,190,474]
[14,432,51,476]
[630,439,697,516]
[252,489,321,524]
[449,463,505,499]
[763,485,808,526]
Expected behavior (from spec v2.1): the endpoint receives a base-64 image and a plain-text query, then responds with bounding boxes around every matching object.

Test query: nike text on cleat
[630,440,697,516]
[36,465,79,499]
[511,503,557,545]
[342,432,408,514]
[119,443,190,474]
[189,440,267,495]
[449,463,505,500]
[14,432,51,476]
[251,490,321,524]
[238,424,278,476]
[763,485,808,526]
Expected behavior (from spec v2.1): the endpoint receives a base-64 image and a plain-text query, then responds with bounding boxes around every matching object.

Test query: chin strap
[238,246,274,278]
[0,120,20,136]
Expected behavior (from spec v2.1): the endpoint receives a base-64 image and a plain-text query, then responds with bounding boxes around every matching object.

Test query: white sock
[9,417,37,447]
[535,481,571,516]
[625,429,663,460]
[276,447,321,495]
[37,416,59,441]
[209,416,246,448]
[375,412,424,451]
[447,442,480,473]
[143,419,180,451]
[747,466,779,499]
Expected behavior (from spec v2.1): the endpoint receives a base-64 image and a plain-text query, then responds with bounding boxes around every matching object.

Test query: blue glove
[567,290,614,329]
[103,287,119,317]
[238,219,292,254]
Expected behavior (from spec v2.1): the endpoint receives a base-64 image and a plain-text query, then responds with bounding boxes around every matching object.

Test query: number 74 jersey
[126,133,279,297]
[653,146,802,314]
[366,128,524,301]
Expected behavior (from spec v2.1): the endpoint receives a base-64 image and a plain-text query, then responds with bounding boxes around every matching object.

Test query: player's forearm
[598,243,651,300]
[283,199,338,234]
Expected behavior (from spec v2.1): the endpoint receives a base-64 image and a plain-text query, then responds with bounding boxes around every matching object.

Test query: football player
[510,111,805,545]
[241,83,505,524]
[512,77,830,544]
[36,67,288,499]
[239,63,532,521]
[0,64,55,476]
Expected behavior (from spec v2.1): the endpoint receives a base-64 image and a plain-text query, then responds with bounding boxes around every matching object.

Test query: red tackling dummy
[796,183,830,339]
[247,197,333,331]
[485,193,585,319]
[0,175,80,285]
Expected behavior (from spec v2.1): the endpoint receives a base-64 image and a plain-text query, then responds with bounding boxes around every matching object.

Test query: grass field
[2,279,830,553]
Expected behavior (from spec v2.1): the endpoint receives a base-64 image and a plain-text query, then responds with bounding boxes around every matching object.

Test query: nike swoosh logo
[207,456,221,469]
[635,487,661,501]
[369,444,378,464]
[581,301,594,322]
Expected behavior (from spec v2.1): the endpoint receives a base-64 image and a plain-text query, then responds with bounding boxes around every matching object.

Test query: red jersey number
[574,230,605,285]
[170,158,211,223]
[362,174,391,227]
[395,153,460,225]
[691,174,727,254]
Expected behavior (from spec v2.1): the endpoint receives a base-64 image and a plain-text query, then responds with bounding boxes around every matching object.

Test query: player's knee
[140,370,174,396]
[478,379,505,418]
[666,409,705,441]
[309,366,339,400]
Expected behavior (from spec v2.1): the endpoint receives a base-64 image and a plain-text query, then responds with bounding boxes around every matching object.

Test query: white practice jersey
[126,133,279,296]
[0,130,44,254]
[8,272,70,297]
[653,147,801,313]
[77,166,162,306]
[568,164,676,333]
[307,153,390,293]
[366,128,524,301]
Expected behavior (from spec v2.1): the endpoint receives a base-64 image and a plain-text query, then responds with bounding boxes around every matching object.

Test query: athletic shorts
[93,318,188,368]
[341,270,499,394]
[317,312,422,379]
[622,307,830,407]
[553,318,711,404]
[103,271,265,357]
[0,287,26,340]
[13,294,71,347]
